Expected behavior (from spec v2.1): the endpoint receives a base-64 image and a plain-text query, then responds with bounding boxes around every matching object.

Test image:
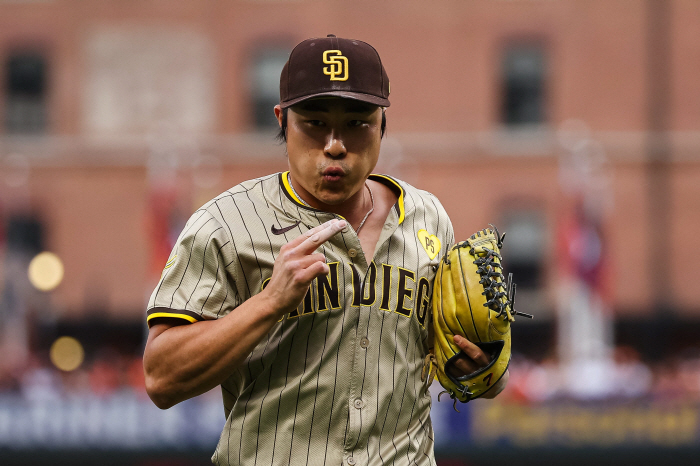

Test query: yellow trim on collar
[369,174,405,225]
[281,171,402,224]
[282,171,305,205]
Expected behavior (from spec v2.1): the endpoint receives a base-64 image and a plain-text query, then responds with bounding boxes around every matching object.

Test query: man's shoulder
[374,174,449,219]
[185,172,282,233]
[373,174,438,200]
[210,172,281,204]
[199,172,280,212]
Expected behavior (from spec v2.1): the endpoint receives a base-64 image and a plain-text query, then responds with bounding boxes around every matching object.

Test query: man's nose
[324,130,347,158]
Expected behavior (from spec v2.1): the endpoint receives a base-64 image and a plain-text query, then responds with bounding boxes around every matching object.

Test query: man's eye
[307,120,325,127]
[349,120,365,127]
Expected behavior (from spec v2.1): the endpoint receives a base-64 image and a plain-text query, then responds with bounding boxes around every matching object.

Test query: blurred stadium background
[1,0,699,465]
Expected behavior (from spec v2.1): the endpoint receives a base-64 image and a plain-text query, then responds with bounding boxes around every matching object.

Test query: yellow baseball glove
[431,226,531,409]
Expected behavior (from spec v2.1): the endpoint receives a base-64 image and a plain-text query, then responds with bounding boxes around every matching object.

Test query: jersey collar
[279,171,405,225]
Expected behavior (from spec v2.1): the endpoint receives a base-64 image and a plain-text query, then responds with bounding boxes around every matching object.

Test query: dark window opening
[251,49,290,130]
[501,210,545,290]
[5,53,48,134]
[5,215,45,255]
[501,46,545,126]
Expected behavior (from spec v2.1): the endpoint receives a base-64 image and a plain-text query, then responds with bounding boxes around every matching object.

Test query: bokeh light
[49,336,85,372]
[28,251,65,291]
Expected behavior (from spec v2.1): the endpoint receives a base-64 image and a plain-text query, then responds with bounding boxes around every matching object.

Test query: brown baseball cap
[279,34,390,109]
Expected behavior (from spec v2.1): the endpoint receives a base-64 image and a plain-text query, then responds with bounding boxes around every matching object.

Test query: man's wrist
[255,289,290,321]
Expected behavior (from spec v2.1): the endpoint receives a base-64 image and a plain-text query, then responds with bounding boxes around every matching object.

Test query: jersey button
[354,398,364,409]
[348,248,358,258]
[347,457,356,466]
[360,337,370,349]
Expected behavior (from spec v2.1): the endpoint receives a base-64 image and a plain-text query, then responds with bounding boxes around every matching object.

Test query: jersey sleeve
[146,209,238,327]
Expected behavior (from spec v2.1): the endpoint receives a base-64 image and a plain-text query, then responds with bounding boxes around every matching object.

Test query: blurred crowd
[0,348,148,401]
[504,346,700,403]
[1,344,700,404]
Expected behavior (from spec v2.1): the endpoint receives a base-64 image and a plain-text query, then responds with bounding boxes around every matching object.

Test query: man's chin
[314,178,366,206]
[314,192,348,206]
[313,183,352,205]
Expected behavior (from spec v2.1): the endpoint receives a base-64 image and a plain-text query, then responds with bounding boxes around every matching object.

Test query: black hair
[276,107,387,143]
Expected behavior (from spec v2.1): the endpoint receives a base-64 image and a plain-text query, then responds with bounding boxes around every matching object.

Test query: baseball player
[143,35,506,466]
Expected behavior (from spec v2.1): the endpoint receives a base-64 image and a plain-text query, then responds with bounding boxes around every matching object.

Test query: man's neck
[290,175,372,228]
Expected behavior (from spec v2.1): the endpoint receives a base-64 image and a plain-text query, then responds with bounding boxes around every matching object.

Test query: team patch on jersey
[417,229,441,260]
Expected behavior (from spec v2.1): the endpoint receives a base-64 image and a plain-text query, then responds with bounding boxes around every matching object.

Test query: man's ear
[274,105,284,127]
[380,107,387,139]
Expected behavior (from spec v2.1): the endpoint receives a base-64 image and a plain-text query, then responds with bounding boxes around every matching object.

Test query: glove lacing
[438,389,465,413]
[468,226,533,321]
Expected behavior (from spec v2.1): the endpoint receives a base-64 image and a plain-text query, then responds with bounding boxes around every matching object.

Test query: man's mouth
[322,167,346,182]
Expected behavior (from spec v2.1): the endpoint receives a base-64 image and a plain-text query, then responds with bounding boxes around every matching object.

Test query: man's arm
[144,295,282,409]
[143,219,347,409]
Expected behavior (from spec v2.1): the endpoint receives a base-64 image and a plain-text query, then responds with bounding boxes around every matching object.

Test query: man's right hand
[261,219,347,317]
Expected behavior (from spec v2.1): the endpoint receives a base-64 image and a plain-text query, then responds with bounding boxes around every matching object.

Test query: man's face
[275,98,383,207]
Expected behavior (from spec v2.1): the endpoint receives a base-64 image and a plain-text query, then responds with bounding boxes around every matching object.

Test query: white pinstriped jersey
[147,172,454,466]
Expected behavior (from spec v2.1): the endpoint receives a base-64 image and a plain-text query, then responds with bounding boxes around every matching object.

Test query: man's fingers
[453,335,490,367]
[286,220,335,248]
[297,219,346,254]
[447,335,492,377]
[295,260,330,284]
[291,253,328,272]
[448,358,480,377]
